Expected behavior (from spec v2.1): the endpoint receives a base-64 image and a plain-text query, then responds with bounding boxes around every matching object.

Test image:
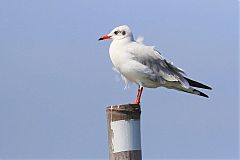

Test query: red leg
[135,86,143,104]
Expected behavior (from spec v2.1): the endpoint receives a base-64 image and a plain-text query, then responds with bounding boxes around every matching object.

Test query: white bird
[99,25,211,104]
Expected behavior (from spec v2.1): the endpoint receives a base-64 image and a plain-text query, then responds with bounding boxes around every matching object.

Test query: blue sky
[0,0,238,159]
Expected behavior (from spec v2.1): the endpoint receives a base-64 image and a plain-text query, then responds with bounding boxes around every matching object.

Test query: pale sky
[0,0,238,159]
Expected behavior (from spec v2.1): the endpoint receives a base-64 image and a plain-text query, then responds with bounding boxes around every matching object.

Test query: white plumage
[99,25,211,104]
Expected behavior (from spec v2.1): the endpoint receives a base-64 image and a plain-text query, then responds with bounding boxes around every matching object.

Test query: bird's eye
[122,31,126,35]
[114,31,119,35]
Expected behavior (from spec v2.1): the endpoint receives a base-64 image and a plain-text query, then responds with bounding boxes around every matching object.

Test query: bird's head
[98,25,133,41]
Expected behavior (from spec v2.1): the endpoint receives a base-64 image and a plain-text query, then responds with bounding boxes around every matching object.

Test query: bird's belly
[119,62,162,88]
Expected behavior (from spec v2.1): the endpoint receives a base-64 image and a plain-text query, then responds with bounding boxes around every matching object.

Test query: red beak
[98,35,112,41]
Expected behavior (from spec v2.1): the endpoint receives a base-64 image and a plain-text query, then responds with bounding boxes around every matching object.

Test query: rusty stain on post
[106,104,142,160]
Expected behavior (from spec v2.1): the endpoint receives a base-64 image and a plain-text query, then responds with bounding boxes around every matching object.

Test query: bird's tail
[165,77,212,98]
[191,88,209,98]
[167,83,210,98]
[176,87,209,98]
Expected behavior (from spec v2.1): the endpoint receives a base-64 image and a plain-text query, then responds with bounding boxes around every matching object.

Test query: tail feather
[176,88,209,98]
[184,77,212,90]
[192,89,209,98]
[171,84,209,98]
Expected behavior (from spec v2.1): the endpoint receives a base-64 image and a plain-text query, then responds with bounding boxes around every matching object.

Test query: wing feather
[127,42,189,88]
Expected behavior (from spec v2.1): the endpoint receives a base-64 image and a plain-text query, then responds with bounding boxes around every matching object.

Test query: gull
[99,25,212,104]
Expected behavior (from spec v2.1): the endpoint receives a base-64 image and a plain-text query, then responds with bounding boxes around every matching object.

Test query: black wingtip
[199,92,209,98]
[193,89,209,98]
[184,77,212,90]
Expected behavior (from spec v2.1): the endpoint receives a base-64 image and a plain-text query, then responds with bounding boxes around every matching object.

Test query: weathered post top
[106,104,142,160]
[106,104,141,121]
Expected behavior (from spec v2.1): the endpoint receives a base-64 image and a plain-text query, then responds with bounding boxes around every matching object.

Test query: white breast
[109,41,157,87]
[109,41,133,71]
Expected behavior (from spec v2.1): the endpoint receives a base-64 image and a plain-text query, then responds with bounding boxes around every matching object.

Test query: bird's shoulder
[126,42,165,61]
[127,41,186,76]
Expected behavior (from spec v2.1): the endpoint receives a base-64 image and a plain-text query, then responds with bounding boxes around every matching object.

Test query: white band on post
[111,119,141,153]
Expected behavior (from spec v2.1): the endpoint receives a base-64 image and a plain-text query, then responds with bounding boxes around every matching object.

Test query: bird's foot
[135,99,140,105]
[130,101,140,105]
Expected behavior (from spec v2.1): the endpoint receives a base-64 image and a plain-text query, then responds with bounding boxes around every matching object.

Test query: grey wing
[154,49,186,75]
[128,43,190,88]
